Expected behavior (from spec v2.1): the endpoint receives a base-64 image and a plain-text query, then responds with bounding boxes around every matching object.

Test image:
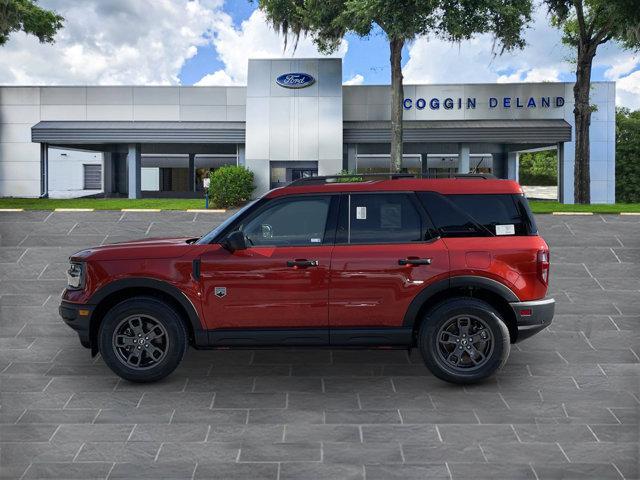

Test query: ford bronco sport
[60,174,554,384]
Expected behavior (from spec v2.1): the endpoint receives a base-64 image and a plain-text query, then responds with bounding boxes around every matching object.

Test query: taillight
[537,250,550,285]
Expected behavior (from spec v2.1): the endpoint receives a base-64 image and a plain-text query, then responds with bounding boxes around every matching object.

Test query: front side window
[338,193,424,244]
[239,196,331,247]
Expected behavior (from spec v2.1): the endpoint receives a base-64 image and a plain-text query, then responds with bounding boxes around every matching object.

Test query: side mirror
[222,230,247,252]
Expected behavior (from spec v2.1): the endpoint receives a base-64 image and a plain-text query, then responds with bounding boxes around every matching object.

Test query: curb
[54,208,95,212]
[120,209,162,212]
[1,208,637,215]
[551,212,594,216]
[186,209,226,213]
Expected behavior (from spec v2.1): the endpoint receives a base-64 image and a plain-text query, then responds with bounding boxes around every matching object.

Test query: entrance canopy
[32,121,246,144]
[344,119,572,144]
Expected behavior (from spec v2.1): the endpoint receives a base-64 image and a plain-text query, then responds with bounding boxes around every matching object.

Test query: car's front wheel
[418,297,510,384]
[98,297,187,383]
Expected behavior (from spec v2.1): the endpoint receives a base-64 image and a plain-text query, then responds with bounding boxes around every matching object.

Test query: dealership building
[0,58,616,203]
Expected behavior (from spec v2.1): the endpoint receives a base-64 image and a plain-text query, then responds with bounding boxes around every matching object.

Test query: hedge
[208,166,255,208]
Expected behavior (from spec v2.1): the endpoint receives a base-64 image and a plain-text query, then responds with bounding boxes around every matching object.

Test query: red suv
[60,174,554,384]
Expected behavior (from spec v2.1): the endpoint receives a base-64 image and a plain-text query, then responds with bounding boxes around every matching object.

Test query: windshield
[196,199,260,244]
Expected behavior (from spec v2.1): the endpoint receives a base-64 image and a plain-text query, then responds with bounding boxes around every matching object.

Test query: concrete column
[507,151,519,180]
[421,153,429,177]
[237,145,246,167]
[347,144,357,172]
[103,152,113,194]
[458,143,470,173]
[492,150,507,179]
[188,153,196,192]
[39,143,49,198]
[127,143,141,199]
[557,142,565,204]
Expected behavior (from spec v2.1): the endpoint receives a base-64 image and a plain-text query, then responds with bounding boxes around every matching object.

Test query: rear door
[328,192,450,333]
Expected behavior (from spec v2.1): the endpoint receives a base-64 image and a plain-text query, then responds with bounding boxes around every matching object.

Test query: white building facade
[0,58,616,203]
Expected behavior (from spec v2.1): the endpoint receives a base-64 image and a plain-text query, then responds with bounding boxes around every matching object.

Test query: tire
[418,297,510,384]
[98,296,188,383]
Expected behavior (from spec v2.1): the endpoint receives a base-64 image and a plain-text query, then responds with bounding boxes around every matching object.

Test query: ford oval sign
[275,73,315,89]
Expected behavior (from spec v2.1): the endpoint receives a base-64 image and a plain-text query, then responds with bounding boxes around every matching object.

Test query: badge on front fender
[214,287,227,298]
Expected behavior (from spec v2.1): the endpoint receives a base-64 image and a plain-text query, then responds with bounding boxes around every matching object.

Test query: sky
[0,0,638,108]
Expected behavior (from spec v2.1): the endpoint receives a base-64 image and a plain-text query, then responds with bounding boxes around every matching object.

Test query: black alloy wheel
[418,297,510,384]
[99,297,187,383]
[112,314,169,370]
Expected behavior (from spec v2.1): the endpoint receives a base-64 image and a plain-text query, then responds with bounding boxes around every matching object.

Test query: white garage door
[83,164,102,190]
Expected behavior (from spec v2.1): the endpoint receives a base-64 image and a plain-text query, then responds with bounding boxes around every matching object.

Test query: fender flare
[88,277,206,348]
[402,275,519,328]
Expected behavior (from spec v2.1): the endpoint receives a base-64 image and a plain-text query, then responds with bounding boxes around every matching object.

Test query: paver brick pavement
[0,211,638,479]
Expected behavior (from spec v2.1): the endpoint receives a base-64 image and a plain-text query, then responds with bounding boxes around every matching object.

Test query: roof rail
[452,173,496,179]
[288,172,417,186]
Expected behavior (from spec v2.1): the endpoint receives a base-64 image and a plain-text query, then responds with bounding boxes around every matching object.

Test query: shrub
[616,108,640,203]
[208,166,255,208]
[336,169,364,182]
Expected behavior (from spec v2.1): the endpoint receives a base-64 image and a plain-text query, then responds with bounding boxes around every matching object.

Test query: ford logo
[275,73,315,89]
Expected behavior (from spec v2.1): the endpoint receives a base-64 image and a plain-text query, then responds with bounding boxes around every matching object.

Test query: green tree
[616,107,640,203]
[258,0,532,172]
[0,0,63,46]
[544,0,640,204]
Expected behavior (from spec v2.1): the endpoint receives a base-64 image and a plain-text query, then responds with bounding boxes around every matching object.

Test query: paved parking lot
[0,210,638,480]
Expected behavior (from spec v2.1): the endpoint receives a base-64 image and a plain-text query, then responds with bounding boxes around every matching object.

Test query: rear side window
[417,192,537,237]
[337,193,424,244]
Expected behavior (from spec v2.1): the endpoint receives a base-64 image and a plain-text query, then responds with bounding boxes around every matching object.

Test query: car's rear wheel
[418,297,510,384]
[98,297,187,383]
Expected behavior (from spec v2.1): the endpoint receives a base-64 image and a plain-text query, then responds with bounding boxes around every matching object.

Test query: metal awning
[343,119,572,143]
[32,121,246,144]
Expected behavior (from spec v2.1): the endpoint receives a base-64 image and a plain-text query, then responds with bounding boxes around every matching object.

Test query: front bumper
[59,300,93,348]
[510,298,554,342]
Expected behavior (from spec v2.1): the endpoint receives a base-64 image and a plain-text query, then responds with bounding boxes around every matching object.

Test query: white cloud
[604,54,639,81]
[343,74,364,85]
[616,70,640,110]
[402,5,639,108]
[195,70,237,86]
[403,8,571,85]
[196,9,348,86]
[0,0,224,85]
[497,67,561,83]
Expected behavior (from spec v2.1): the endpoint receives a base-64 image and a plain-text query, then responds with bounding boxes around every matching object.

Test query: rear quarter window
[417,192,537,237]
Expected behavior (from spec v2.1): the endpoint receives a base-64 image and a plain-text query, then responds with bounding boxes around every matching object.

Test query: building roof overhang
[344,119,572,144]
[32,119,571,145]
[32,121,246,144]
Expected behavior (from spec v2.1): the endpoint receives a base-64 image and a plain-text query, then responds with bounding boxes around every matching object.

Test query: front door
[199,194,337,331]
[329,192,450,330]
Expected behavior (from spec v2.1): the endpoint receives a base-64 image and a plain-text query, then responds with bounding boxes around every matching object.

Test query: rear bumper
[510,298,554,342]
[59,300,93,347]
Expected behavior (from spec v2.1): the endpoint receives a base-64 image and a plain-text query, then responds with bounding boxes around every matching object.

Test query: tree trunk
[390,37,404,173]
[573,45,595,204]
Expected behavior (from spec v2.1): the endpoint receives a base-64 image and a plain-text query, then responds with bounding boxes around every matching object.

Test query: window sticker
[380,204,401,229]
[310,238,321,243]
[495,224,515,236]
[356,206,367,220]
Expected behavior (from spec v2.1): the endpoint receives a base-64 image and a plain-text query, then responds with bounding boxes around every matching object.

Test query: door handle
[398,257,432,266]
[286,259,319,268]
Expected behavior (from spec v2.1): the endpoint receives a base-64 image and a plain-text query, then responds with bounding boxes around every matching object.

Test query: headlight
[66,262,84,289]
